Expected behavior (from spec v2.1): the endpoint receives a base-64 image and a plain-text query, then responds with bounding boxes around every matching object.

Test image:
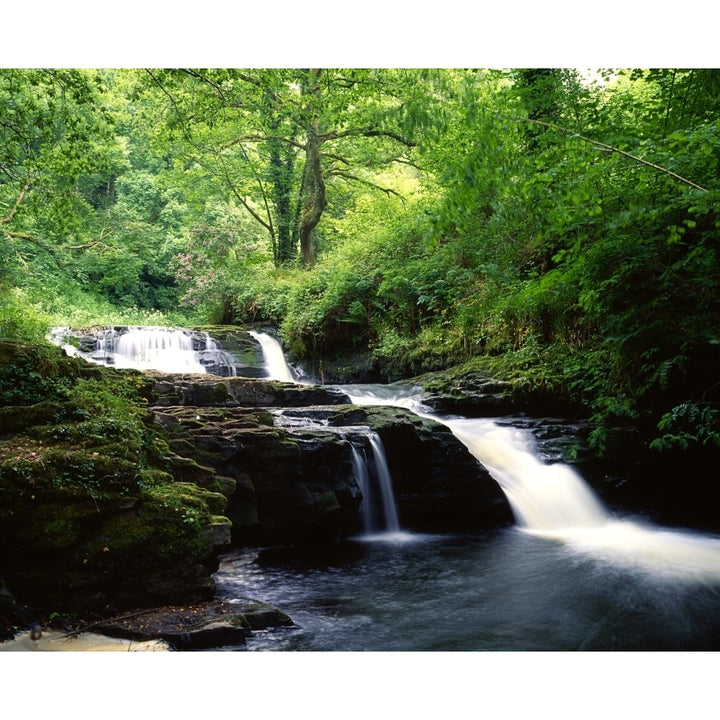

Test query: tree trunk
[298,124,326,267]
[297,70,327,267]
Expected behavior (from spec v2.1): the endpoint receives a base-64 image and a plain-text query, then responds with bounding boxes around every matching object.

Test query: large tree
[141,68,426,266]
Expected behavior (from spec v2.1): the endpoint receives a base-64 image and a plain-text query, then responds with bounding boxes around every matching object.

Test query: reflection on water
[213,529,720,651]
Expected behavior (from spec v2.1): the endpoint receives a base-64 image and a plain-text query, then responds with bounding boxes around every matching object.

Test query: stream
[213,381,720,651]
[212,334,720,651]
[41,326,720,651]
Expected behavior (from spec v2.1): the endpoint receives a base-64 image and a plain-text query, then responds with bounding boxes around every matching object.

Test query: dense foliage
[2,68,719,456]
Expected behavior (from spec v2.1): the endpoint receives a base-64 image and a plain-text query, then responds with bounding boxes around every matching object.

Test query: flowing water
[49,326,238,375]
[212,333,720,651]
[350,434,402,536]
[33,328,720,650]
[247,330,296,382]
[214,530,720,651]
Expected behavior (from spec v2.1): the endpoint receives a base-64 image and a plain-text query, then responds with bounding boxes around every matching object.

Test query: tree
[0,69,114,275]
[141,69,425,267]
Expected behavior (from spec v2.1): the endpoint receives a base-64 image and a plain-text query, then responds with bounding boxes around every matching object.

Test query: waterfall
[343,385,720,580]
[445,418,608,531]
[248,330,295,382]
[213,334,720,578]
[351,445,373,534]
[48,326,238,375]
[367,433,401,533]
[113,327,206,373]
[350,434,401,535]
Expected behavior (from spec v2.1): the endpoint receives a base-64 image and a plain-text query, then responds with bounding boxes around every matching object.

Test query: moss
[0,341,239,613]
[0,342,80,405]
[12,502,88,552]
[89,484,222,568]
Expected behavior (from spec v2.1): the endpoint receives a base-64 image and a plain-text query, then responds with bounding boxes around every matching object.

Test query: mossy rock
[0,341,236,616]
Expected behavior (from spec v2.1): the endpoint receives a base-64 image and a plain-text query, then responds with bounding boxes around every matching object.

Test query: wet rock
[154,405,362,546]
[421,373,517,417]
[148,373,350,408]
[327,405,514,532]
[191,325,266,378]
[91,599,293,650]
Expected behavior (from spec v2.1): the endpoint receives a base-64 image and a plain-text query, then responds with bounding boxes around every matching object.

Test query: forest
[1,67,720,456]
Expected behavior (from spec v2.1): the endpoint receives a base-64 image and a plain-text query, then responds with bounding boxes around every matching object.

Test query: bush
[0,287,53,344]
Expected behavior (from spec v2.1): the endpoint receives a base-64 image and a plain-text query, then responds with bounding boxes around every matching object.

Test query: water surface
[214,528,720,651]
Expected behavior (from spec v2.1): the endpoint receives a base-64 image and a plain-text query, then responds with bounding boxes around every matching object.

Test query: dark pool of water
[213,528,720,651]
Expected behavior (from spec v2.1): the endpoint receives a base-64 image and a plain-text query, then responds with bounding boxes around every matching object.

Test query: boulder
[326,405,514,532]
[88,598,294,650]
[0,341,234,622]
[148,372,350,408]
[151,404,362,546]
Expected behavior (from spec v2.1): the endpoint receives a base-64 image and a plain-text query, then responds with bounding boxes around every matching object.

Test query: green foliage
[172,205,271,321]
[651,403,720,451]
[0,286,53,344]
[0,343,78,406]
[2,67,719,461]
[0,341,170,502]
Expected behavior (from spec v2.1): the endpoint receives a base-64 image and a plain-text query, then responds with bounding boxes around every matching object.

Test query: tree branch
[321,125,417,148]
[521,117,708,193]
[2,229,67,269]
[0,183,32,225]
[329,170,405,202]
[219,134,304,152]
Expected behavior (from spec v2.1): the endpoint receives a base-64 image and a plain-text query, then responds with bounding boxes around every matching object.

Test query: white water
[49,326,238,375]
[368,433,401,533]
[339,383,720,582]
[172,331,720,582]
[445,417,720,581]
[350,445,373,534]
[248,330,295,382]
[351,437,401,535]
[113,327,206,372]
[447,418,608,531]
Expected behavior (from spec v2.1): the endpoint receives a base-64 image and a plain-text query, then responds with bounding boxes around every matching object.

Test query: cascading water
[210,336,720,650]
[248,330,296,382]
[367,433,401,534]
[49,326,238,375]
[350,445,373,534]
[244,333,720,579]
[341,383,720,581]
[251,333,402,537]
[112,327,206,373]
[446,418,608,531]
[350,434,401,535]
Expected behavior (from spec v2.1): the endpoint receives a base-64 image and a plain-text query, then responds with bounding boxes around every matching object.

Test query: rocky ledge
[90,598,294,651]
[0,339,516,646]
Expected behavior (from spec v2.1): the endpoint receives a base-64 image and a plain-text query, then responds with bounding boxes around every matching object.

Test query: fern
[650,402,720,451]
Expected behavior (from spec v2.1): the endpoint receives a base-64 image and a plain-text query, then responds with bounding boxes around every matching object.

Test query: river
[41,326,720,651]
[212,334,720,651]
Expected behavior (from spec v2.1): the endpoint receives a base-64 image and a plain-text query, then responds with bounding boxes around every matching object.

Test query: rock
[153,404,362,546]
[190,325,267,378]
[421,372,517,417]
[0,342,235,618]
[147,372,350,408]
[326,405,514,531]
[90,599,293,650]
[411,367,586,418]
[147,369,516,540]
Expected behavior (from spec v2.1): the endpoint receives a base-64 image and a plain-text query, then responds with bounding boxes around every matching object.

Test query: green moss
[0,340,237,612]
[14,503,86,551]
[88,484,222,567]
